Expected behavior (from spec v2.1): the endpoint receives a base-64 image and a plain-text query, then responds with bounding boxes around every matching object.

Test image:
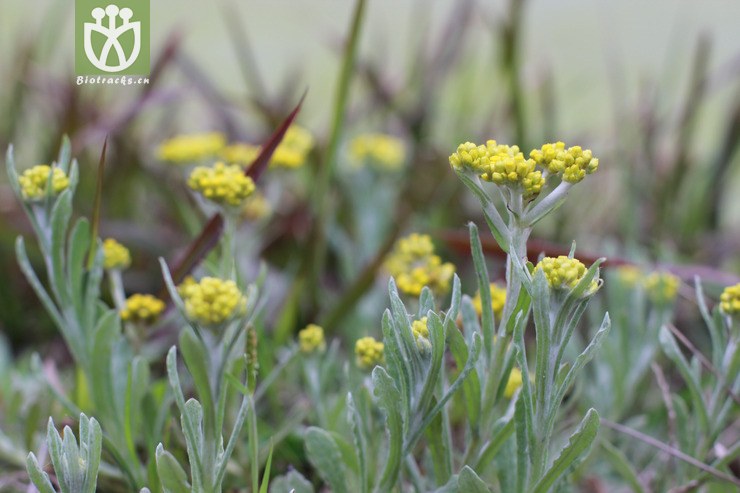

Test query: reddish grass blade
[166,93,306,287]
[87,137,108,270]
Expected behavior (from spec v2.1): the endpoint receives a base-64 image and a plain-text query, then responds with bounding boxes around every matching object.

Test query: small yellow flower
[448,142,489,173]
[241,190,272,221]
[102,238,131,270]
[615,265,642,287]
[220,143,260,166]
[120,294,165,324]
[156,132,226,164]
[177,276,198,299]
[472,283,507,319]
[18,165,69,201]
[534,256,599,294]
[355,336,384,370]
[349,133,406,171]
[188,162,256,207]
[720,283,740,316]
[182,277,246,326]
[385,233,455,297]
[504,368,523,399]
[298,324,326,354]
[530,143,598,183]
[271,125,314,168]
[644,272,680,304]
[411,317,432,353]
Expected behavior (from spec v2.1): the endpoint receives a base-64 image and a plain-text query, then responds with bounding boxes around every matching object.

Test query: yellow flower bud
[156,132,226,164]
[534,256,599,294]
[18,165,69,201]
[355,336,384,370]
[182,277,246,326]
[643,272,680,304]
[102,238,131,270]
[720,283,740,316]
[299,324,326,354]
[120,294,165,324]
[188,162,256,207]
[385,233,455,297]
[349,133,406,171]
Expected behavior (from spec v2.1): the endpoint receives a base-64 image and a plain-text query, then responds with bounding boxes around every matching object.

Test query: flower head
[534,256,599,294]
[385,233,455,297]
[349,133,406,171]
[472,282,507,319]
[411,317,433,353]
[18,165,69,201]
[220,143,260,166]
[299,324,326,354]
[504,368,523,399]
[271,125,314,168]
[120,294,165,324]
[614,265,642,287]
[157,133,226,164]
[720,283,740,316]
[355,336,384,370]
[181,277,246,326]
[188,162,256,207]
[644,272,680,304]
[102,238,131,270]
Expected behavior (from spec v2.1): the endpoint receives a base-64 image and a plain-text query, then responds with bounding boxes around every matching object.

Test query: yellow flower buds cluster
[299,324,326,354]
[179,277,246,326]
[271,126,314,168]
[102,238,131,270]
[355,336,384,370]
[472,282,507,319]
[241,191,272,221]
[18,165,69,201]
[411,317,432,353]
[220,143,260,166]
[614,265,642,287]
[644,272,680,304]
[504,368,524,399]
[450,140,598,197]
[720,283,740,316]
[534,256,599,294]
[188,162,256,207]
[157,132,226,164]
[120,294,165,324]
[530,142,598,183]
[385,233,455,297]
[349,133,406,171]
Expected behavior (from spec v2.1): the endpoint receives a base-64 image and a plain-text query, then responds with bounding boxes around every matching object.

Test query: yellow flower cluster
[720,283,740,315]
[120,294,165,324]
[271,126,314,168]
[449,140,598,195]
[472,282,507,319]
[18,165,69,201]
[534,256,599,293]
[385,233,455,297]
[614,265,642,287]
[644,272,680,304]
[220,143,260,166]
[241,190,272,221]
[157,132,226,164]
[179,277,246,326]
[411,317,432,353]
[102,238,131,270]
[355,336,384,370]
[530,142,598,183]
[298,324,326,354]
[504,368,524,399]
[349,133,406,171]
[188,162,256,207]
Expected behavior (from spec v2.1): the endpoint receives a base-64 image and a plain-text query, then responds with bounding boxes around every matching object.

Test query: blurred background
[2,0,740,352]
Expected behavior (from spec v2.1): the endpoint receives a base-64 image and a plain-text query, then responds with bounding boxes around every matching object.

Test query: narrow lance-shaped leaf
[305,427,349,493]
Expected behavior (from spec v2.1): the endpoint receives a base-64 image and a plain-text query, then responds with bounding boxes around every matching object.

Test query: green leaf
[659,326,710,435]
[418,286,436,318]
[416,312,446,416]
[380,308,412,421]
[347,393,369,493]
[469,222,495,360]
[531,408,600,493]
[305,427,349,493]
[456,172,510,251]
[67,218,91,317]
[372,366,403,493]
[179,328,215,414]
[269,470,314,493]
[90,309,120,420]
[49,189,73,307]
[458,466,491,493]
[599,439,645,493]
[78,414,102,493]
[26,453,57,493]
[446,314,481,433]
[214,394,250,488]
[155,444,192,493]
[514,397,529,493]
[259,442,274,493]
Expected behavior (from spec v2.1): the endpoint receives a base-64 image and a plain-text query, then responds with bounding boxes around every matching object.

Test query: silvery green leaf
[418,286,435,318]
[446,314,481,432]
[49,189,73,307]
[416,312,446,417]
[514,397,529,493]
[305,427,349,493]
[347,393,369,493]
[372,366,403,493]
[531,408,600,493]
[458,465,491,493]
[469,223,495,360]
[26,453,56,493]
[156,443,192,493]
[380,308,412,420]
[455,171,510,251]
[269,470,314,493]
